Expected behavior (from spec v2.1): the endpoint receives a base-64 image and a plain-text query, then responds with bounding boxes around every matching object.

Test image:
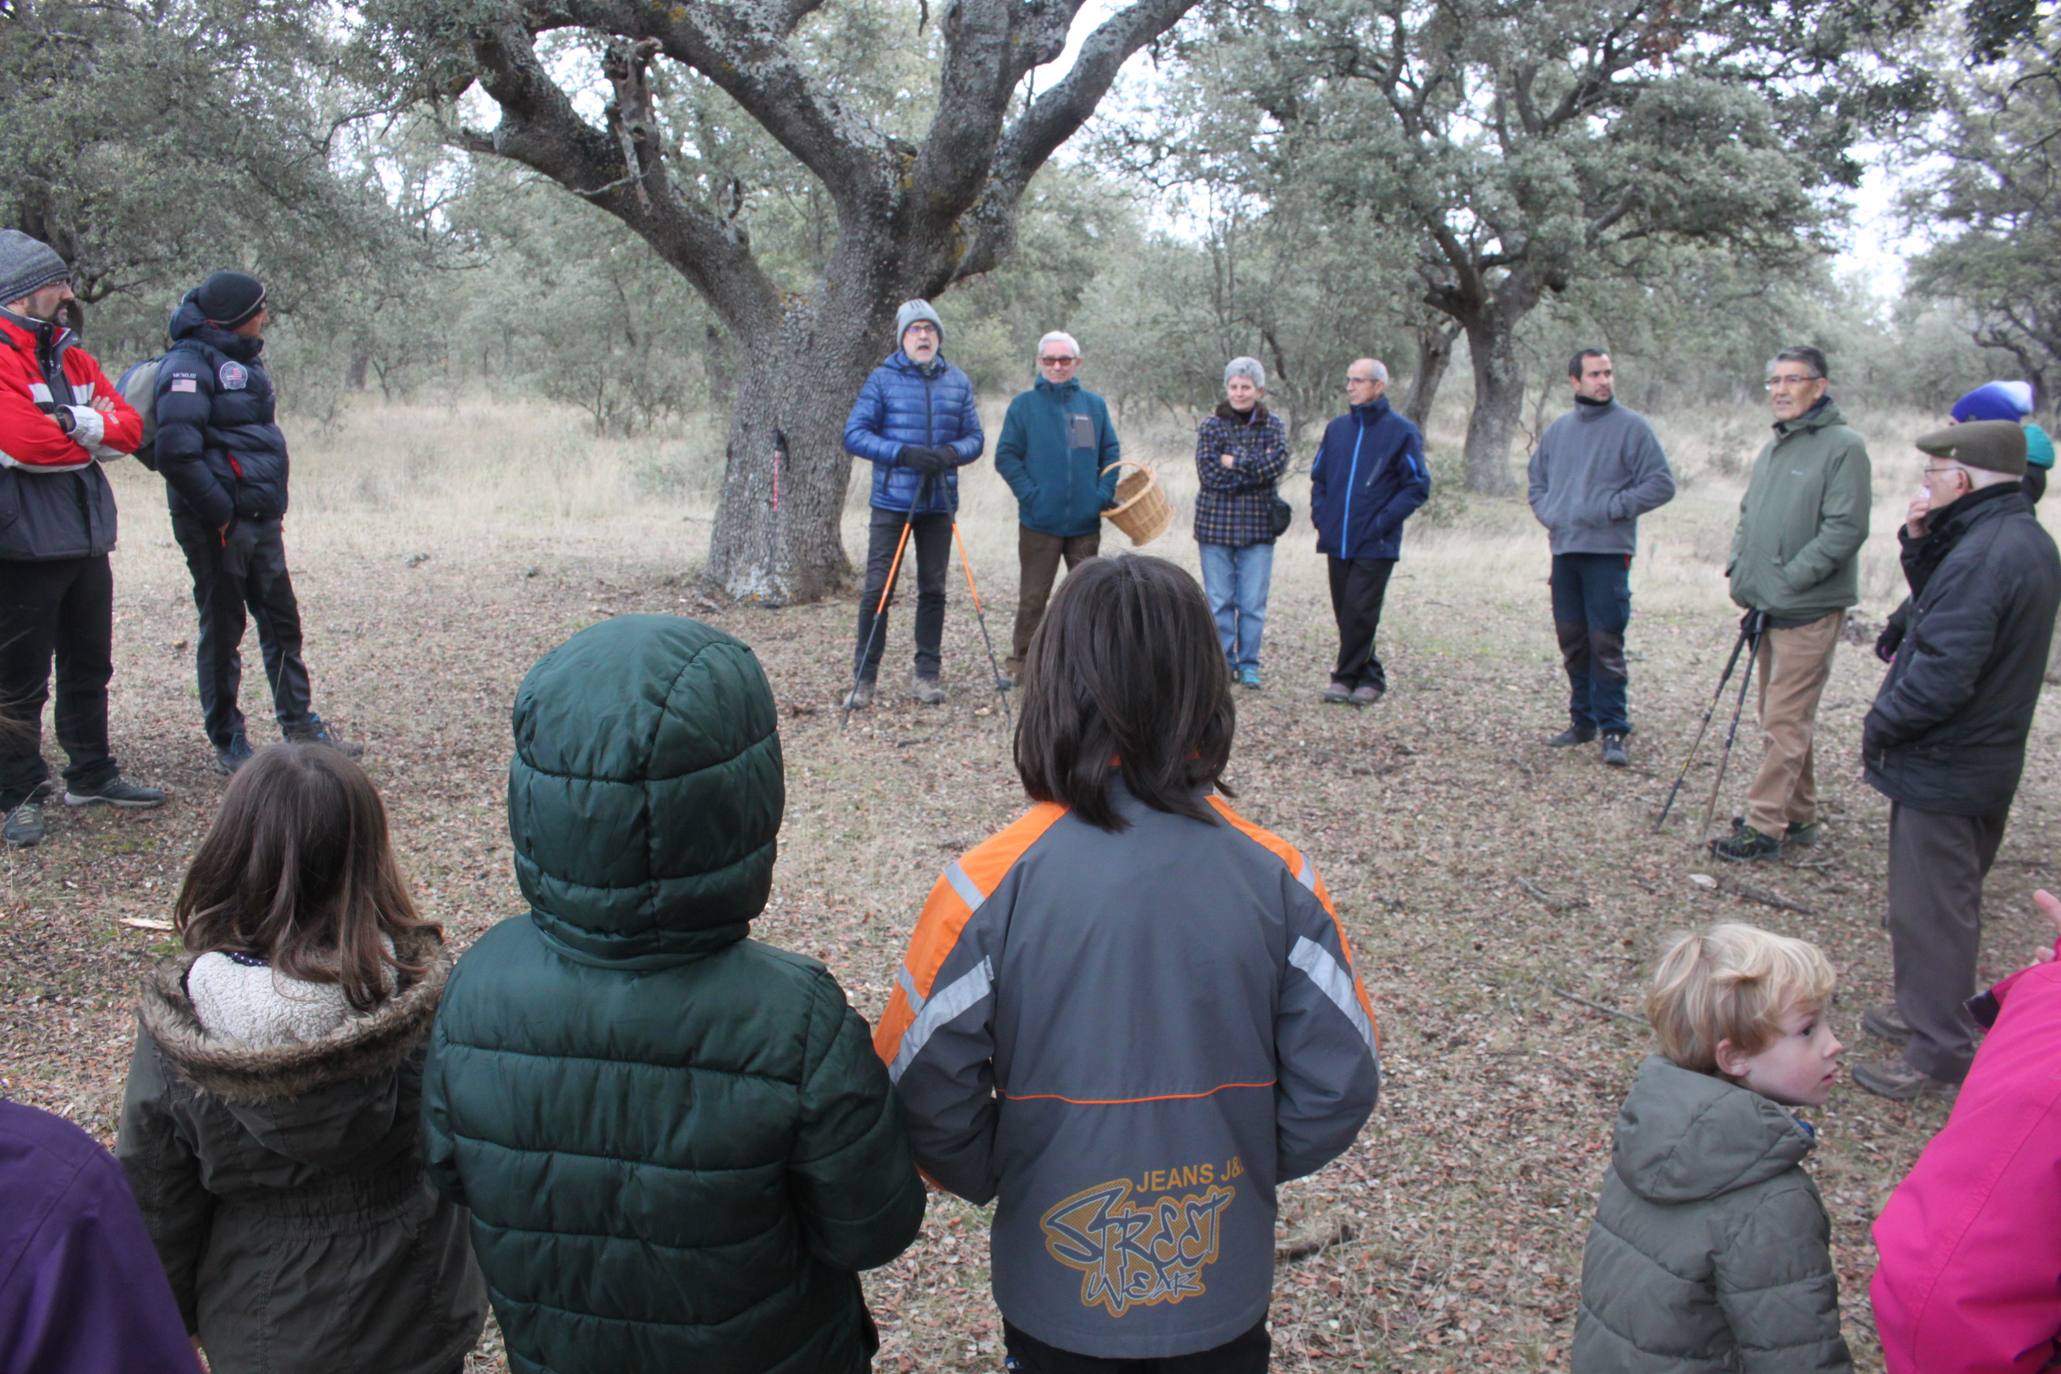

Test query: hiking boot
[1349,684,1383,706]
[1709,822,1781,862]
[3,797,45,848]
[1237,666,1262,690]
[63,775,166,809]
[1851,1056,1958,1101]
[1600,732,1629,767]
[1547,724,1597,748]
[1321,680,1352,705]
[214,732,254,776]
[286,715,364,759]
[910,671,946,706]
[1862,1003,1912,1045]
[842,678,876,710]
[1784,820,1821,848]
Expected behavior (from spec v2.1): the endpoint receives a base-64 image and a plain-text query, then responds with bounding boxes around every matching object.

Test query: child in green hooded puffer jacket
[1572,922,1854,1373]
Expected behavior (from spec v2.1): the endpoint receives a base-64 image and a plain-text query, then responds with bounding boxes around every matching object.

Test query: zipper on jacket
[921,369,936,515]
[1341,415,1365,559]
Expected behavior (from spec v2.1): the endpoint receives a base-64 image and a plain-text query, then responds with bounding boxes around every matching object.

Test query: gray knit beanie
[1224,356,1265,389]
[0,231,70,306]
[895,299,944,345]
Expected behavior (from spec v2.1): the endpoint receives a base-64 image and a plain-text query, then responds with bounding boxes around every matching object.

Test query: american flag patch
[170,378,198,392]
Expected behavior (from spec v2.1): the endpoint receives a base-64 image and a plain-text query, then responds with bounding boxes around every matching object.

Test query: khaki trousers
[1009,525,1100,671]
[1744,610,1844,837]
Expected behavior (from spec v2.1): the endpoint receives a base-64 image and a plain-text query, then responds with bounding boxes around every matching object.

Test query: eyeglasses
[1039,355,1079,366]
[904,323,939,336]
[1764,373,1822,389]
[1923,465,1967,482]
[1345,376,1375,386]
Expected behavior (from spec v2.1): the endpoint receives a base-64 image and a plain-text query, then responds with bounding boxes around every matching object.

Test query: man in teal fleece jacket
[993,330,1121,680]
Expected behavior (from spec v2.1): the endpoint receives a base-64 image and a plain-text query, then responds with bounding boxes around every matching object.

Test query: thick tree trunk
[1460,315,1523,496]
[1401,318,1459,428]
[705,308,882,603]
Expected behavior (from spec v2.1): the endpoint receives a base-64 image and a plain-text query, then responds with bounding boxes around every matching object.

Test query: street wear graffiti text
[1040,1176,1234,1317]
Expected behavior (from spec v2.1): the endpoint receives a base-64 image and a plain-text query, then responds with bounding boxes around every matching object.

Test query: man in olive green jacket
[422,616,926,1374]
[1713,346,1872,862]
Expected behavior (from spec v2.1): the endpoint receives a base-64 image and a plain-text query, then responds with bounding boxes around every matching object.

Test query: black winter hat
[196,271,267,328]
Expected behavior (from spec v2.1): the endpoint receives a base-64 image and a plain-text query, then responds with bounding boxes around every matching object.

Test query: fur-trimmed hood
[138,927,449,1108]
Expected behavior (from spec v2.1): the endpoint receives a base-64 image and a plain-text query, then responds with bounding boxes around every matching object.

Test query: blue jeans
[1198,542,1274,672]
[1550,552,1632,734]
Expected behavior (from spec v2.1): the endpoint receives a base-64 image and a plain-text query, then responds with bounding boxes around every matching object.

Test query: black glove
[1875,622,1905,665]
[901,445,951,476]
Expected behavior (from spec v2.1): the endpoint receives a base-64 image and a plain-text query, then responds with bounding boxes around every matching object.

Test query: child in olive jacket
[1574,923,1852,1373]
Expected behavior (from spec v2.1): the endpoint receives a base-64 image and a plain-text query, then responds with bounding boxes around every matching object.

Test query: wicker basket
[1100,461,1174,547]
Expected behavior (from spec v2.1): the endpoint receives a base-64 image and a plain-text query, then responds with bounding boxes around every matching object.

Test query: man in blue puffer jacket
[155,271,360,774]
[841,299,985,708]
[1309,358,1431,705]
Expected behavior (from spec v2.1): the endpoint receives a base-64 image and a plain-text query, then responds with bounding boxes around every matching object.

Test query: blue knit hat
[1950,380,2035,424]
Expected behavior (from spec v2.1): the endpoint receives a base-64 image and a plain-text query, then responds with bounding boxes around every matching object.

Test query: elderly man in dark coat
[1854,420,2061,1099]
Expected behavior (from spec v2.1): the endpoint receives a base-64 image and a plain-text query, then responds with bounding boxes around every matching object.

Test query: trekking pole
[950,522,1013,731]
[842,477,929,731]
[1652,617,1755,832]
[1696,612,1766,842]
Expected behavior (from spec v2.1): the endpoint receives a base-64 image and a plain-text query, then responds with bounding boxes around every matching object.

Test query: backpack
[116,355,164,470]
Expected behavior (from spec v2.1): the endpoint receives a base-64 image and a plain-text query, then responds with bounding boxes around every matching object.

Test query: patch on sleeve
[169,378,198,393]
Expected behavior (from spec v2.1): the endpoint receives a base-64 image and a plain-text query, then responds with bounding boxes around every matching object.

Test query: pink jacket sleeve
[1871,950,2061,1373]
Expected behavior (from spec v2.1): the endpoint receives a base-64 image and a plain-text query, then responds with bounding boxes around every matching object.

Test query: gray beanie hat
[1224,356,1265,389]
[895,299,944,344]
[0,231,70,307]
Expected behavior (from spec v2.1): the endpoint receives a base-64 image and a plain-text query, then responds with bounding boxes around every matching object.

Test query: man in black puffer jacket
[155,272,359,775]
[1854,420,2061,1101]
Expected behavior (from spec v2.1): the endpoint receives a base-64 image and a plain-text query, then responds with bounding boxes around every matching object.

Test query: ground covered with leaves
[4,409,2057,1372]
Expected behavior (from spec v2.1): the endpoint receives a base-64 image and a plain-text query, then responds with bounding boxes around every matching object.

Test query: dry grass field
[4,387,2058,1371]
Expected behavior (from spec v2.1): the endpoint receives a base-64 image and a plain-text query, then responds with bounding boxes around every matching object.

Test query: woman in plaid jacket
[1194,357,1290,689]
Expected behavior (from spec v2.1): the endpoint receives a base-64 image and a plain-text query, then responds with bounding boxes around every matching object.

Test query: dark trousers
[1550,552,1633,735]
[1326,555,1395,689]
[172,514,312,748]
[1003,1317,1269,1373]
[1886,801,2009,1083]
[0,554,119,809]
[853,507,952,681]
[1011,525,1100,669]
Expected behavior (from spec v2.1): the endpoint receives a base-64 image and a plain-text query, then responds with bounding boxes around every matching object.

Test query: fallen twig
[1278,1221,1355,1263]
[118,918,174,932]
[1721,879,1817,916]
[1550,986,1645,1025]
[1518,877,1586,912]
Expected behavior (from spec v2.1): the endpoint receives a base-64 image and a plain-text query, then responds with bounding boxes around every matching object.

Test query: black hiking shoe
[214,733,254,776]
[4,797,45,847]
[286,715,364,760]
[1600,732,1629,767]
[1709,822,1781,862]
[1547,724,1598,748]
[1322,679,1352,705]
[63,775,166,809]
[910,671,946,705]
[1784,820,1821,848]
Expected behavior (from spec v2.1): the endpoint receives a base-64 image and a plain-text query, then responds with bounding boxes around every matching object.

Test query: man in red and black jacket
[0,231,163,848]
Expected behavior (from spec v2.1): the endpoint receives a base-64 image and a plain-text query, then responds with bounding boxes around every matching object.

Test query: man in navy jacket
[1309,358,1430,705]
[840,299,984,708]
[155,271,359,774]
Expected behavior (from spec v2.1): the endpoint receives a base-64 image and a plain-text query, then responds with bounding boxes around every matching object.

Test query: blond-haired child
[1572,922,1853,1373]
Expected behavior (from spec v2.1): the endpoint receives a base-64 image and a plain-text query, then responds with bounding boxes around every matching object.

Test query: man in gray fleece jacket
[1527,350,1677,766]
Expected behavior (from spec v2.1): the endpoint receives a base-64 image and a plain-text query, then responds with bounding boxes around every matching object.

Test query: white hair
[1037,331,1080,358]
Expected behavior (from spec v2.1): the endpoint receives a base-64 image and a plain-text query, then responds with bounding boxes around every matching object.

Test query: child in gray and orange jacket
[876,554,1380,1372]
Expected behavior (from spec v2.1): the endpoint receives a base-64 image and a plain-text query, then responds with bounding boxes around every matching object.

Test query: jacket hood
[509,614,783,966]
[1610,1055,1815,1204]
[138,927,447,1170]
[168,293,262,361]
[1034,376,1080,398]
